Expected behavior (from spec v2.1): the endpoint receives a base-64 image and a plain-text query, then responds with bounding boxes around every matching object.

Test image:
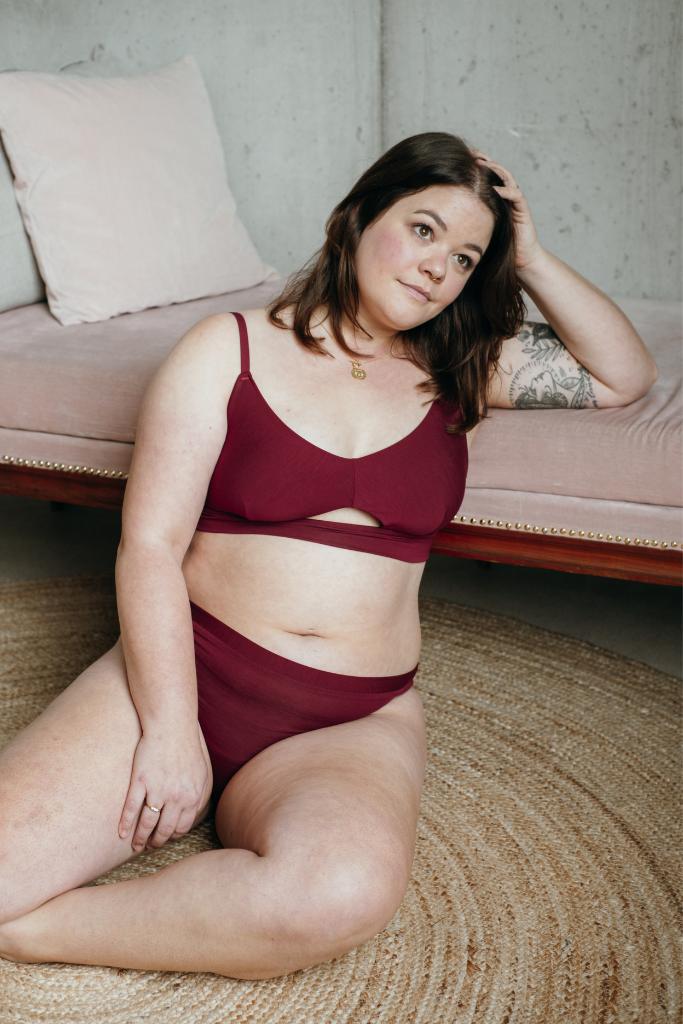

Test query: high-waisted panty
[190,600,419,801]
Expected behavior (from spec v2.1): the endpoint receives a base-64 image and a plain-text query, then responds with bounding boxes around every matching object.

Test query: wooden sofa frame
[3,462,680,587]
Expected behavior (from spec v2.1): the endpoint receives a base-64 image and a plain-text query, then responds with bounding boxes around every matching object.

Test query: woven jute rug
[0,574,680,1023]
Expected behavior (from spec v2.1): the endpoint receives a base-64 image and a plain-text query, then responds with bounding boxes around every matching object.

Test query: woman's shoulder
[241,304,333,360]
[239,304,297,342]
[191,307,293,363]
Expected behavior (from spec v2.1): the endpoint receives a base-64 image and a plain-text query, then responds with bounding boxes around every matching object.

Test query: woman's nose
[421,259,445,283]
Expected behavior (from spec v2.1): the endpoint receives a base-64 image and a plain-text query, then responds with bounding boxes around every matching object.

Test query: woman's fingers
[475,154,525,200]
[131,800,166,852]
[475,152,516,181]
[144,804,180,849]
[118,777,146,839]
[175,804,199,837]
[145,798,196,847]
[149,803,195,847]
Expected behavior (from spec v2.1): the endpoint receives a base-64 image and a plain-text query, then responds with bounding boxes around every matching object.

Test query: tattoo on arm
[504,322,599,409]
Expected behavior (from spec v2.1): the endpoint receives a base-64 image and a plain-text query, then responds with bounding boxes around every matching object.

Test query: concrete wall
[383,0,682,302]
[0,0,679,299]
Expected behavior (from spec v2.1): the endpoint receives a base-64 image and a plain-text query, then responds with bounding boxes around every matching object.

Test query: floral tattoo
[505,322,599,409]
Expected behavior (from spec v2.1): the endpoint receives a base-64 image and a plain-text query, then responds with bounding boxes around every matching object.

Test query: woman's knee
[273,851,409,961]
[203,853,403,981]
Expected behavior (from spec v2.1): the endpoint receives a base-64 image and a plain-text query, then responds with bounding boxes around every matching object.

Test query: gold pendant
[350,359,367,380]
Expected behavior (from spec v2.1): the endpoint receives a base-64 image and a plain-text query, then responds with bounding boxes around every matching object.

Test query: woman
[0,132,656,977]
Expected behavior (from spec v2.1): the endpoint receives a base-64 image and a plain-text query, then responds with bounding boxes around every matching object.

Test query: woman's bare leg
[1,695,423,980]
[0,640,418,979]
[0,639,379,979]
[0,638,212,924]
[0,638,309,979]
[0,846,318,979]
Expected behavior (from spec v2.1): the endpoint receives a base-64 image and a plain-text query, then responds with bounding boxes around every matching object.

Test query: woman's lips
[400,281,430,303]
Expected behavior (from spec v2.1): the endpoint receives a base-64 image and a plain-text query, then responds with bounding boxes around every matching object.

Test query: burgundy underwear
[190,600,418,802]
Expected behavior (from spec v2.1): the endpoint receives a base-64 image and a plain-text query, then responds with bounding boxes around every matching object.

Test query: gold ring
[145,802,161,814]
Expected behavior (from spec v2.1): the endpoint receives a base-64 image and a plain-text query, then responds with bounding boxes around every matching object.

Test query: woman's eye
[413,224,473,270]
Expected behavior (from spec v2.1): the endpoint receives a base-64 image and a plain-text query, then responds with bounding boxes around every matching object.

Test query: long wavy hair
[267,131,527,434]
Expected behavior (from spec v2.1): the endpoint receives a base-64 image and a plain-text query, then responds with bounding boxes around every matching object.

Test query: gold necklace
[350,353,393,379]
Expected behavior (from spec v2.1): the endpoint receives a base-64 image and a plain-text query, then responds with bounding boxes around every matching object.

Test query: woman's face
[353,184,496,337]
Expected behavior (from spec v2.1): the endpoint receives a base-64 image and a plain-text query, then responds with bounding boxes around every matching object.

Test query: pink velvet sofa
[1,279,681,585]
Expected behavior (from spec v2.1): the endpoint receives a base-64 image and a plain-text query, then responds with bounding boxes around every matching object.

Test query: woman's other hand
[473,150,544,272]
[118,723,211,851]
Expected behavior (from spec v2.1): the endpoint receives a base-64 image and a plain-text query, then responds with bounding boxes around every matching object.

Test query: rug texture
[0,574,680,1024]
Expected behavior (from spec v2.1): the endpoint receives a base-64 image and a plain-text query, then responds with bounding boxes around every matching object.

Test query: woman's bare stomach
[182,514,425,676]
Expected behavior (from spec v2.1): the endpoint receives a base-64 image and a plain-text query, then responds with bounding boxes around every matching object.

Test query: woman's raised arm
[473,151,658,408]
[514,248,658,405]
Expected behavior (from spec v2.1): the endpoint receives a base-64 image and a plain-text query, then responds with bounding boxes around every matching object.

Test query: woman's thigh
[0,638,213,925]
[213,687,427,948]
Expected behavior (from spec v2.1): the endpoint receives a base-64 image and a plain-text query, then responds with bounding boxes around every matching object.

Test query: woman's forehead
[395,184,479,212]
[390,186,494,236]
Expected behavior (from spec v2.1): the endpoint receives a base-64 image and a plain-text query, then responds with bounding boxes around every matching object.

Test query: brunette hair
[266,131,527,433]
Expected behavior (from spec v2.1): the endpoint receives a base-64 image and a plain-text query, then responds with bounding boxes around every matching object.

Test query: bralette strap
[231,311,250,375]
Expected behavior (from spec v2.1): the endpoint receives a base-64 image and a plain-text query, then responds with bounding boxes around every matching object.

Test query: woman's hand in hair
[473,150,544,273]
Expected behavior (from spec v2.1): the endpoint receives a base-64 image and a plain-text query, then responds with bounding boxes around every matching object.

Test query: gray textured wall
[383,0,682,302]
[1,0,680,300]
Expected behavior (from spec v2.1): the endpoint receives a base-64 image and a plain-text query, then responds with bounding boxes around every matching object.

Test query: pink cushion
[0,278,284,443]
[0,56,278,326]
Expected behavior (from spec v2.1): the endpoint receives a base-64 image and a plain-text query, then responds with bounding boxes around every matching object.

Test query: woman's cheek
[374,225,408,265]
[449,278,465,301]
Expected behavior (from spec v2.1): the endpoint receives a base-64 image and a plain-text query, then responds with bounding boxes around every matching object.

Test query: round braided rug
[0,574,680,1024]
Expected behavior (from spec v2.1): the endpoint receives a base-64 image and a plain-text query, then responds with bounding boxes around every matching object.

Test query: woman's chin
[385,302,434,329]
[400,308,438,330]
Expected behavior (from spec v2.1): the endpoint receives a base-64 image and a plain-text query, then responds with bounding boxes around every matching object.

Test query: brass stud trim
[1,454,128,479]
[452,513,680,550]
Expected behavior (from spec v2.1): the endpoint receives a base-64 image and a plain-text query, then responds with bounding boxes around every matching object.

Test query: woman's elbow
[610,360,659,406]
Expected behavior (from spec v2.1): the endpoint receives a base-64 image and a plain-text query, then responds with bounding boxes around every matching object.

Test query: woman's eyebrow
[412,209,483,256]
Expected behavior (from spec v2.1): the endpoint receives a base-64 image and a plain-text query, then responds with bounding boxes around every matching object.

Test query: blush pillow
[0,141,45,312]
[0,55,278,325]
